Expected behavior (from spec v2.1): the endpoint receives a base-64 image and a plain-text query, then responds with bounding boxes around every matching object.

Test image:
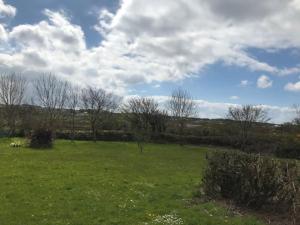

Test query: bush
[242,135,300,159]
[275,140,300,159]
[202,151,299,217]
[29,129,53,149]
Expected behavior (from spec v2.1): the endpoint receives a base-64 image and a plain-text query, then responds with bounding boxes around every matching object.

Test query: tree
[0,73,27,136]
[81,87,120,141]
[167,88,196,136]
[227,105,270,150]
[67,85,80,141]
[123,97,167,152]
[33,74,69,131]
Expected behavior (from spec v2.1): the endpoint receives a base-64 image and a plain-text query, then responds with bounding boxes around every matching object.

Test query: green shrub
[275,140,300,159]
[202,151,299,217]
[29,129,53,149]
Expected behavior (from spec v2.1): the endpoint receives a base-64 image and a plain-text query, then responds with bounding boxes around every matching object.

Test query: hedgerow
[202,151,299,222]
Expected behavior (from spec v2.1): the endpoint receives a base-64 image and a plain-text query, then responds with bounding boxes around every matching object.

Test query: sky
[0,0,300,123]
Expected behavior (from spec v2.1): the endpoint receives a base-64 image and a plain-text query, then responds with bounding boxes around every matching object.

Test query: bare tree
[33,74,69,131]
[167,88,196,136]
[0,73,27,135]
[67,85,80,141]
[81,87,120,141]
[227,105,270,150]
[123,97,167,152]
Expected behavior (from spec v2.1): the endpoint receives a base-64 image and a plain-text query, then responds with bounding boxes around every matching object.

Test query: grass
[0,138,265,225]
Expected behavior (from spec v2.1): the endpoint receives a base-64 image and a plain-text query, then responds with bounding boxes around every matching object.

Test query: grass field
[0,139,264,225]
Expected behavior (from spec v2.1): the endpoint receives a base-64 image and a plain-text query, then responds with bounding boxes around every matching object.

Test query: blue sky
[1,0,300,123]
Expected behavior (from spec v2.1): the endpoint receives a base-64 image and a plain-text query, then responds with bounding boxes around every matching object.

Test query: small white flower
[152,213,184,225]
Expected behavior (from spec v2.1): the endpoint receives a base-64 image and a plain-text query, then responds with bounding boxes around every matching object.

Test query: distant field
[0,139,264,225]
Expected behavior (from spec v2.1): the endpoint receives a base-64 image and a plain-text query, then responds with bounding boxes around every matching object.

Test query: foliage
[151,133,238,146]
[202,150,299,221]
[28,129,53,149]
[56,130,134,142]
[275,138,300,159]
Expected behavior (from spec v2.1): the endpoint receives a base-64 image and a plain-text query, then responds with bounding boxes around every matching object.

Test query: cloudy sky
[1,0,300,123]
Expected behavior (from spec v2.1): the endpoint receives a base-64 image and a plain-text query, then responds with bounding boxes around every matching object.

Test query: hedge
[55,131,134,142]
[202,150,299,222]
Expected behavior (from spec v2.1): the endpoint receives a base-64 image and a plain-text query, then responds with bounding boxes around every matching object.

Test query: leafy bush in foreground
[29,129,53,149]
[202,151,299,220]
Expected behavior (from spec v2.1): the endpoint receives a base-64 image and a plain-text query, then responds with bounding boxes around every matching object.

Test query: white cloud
[1,1,300,94]
[284,81,300,92]
[97,0,300,79]
[0,23,7,40]
[240,80,250,87]
[94,8,115,36]
[0,0,16,18]
[230,96,239,100]
[257,75,273,89]
[207,0,290,21]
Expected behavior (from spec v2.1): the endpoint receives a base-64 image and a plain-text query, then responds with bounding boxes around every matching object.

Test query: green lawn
[0,139,264,225]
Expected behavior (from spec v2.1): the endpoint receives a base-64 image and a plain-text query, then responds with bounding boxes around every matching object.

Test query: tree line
[0,73,196,137]
[0,72,285,152]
